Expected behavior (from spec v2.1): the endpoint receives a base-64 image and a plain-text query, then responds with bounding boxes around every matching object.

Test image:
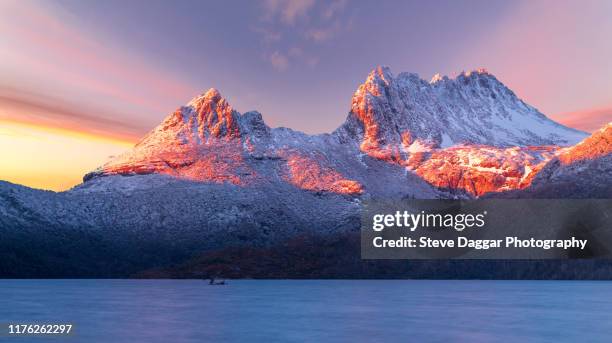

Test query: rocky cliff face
[337,66,585,151]
[84,88,266,186]
[329,67,594,196]
[412,145,558,196]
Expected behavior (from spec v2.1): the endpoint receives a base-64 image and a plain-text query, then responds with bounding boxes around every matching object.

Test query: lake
[1,280,611,342]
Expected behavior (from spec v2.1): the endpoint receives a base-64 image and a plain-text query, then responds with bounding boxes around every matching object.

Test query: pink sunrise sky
[0,0,611,141]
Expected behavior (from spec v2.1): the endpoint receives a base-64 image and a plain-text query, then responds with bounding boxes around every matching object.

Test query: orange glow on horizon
[0,120,135,191]
[0,118,139,146]
[553,107,612,133]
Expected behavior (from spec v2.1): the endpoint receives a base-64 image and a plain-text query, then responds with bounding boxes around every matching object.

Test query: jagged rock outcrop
[336,67,586,155]
[84,89,267,186]
[413,146,558,196]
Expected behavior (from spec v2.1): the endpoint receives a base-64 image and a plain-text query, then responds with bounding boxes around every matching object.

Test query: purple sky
[1,0,611,138]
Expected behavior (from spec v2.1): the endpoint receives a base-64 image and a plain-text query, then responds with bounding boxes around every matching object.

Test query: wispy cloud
[0,1,197,128]
[305,28,332,42]
[252,26,283,43]
[269,51,290,71]
[305,23,339,42]
[262,0,316,25]
[0,87,147,141]
[322,0,348,20]
[255,0,350,71]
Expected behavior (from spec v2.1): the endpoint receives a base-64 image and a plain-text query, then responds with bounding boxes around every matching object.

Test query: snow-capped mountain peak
[187,87,223,107]
[135,88,269,151]
[339,66,587,155]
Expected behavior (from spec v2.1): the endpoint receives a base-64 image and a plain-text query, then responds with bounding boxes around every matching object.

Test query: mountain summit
[337,66,586,156]
[137,87,268,146]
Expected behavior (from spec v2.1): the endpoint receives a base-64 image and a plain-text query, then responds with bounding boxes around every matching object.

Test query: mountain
[84,84,445,199]
[497,123,612,198]
[336,67,586,153]
[332,67,589,196]
[0,66,609,278]
[85,67,589,196]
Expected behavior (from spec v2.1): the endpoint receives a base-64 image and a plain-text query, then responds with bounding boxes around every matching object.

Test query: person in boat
[208,277,226,285]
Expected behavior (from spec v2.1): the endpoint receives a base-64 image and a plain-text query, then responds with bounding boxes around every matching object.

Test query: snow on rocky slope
[85,67,593,197]
[412,145,558,196]
[84,85,444,198]
[336,67,586,151]
[501,122,611,198]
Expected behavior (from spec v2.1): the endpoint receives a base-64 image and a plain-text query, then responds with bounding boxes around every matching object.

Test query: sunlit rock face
[279,151,363,195]
[494,123,612,198]
[85,88,262,186]
[85,89,369,195]
[528,123,612,191]
[338,66,586,153]
[412,146,558,196]
[332,66,590,196]
[557,123,611,165]
[85,67,605,198]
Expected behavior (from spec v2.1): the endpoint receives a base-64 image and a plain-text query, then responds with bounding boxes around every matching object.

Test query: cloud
[306,29,330,42]
[252,26,282,42]
[262,0,316,25]
[322,0,348,20]
[266,48,320,71]
[0,87,147,141]
[0,1,196,114]
[306,27,334,42]
[553,107,612,132]
[269,51,290,71]
[255,0,351,71]
[304,14,348,43]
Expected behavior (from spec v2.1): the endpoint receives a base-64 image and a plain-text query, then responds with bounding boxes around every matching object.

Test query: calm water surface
[1,280,611,342]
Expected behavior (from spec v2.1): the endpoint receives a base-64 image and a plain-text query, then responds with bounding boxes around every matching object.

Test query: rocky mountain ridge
[84,67,602,197]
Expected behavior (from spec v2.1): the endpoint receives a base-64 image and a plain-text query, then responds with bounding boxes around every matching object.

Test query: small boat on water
[208,277,226,285]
